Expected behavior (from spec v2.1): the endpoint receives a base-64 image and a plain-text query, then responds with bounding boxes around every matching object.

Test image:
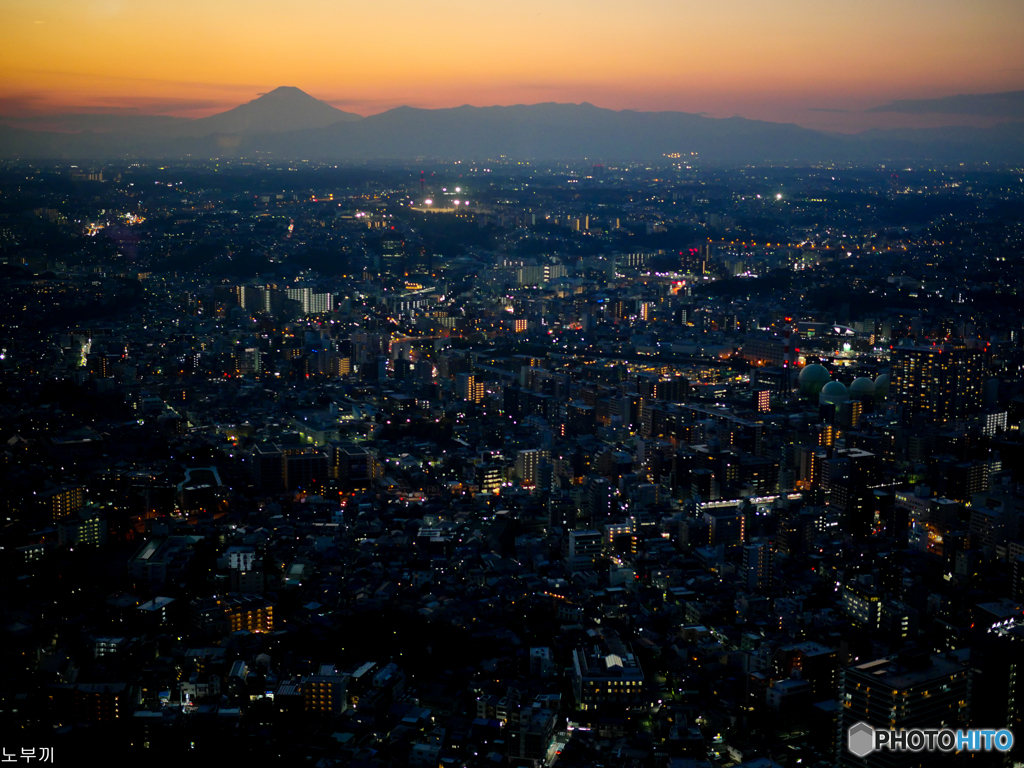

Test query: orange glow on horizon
[1,0,1022,133]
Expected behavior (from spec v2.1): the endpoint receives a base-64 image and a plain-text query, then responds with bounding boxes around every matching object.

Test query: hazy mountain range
[1,86,1021,164]
[866,90,1024,119]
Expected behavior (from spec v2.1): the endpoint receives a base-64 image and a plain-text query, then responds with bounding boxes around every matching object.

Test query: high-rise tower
[837,650,970,767]
[890,346,985,424]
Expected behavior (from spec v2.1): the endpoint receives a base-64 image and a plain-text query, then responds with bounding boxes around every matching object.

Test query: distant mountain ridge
[867,90,1024,118]
[187,86,362,135]
[0,87,1021,164]
[0,87,361,137]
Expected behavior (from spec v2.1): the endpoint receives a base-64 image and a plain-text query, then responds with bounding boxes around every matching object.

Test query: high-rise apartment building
[567,529,603,571]
[36,484,85,523]
[378,238,405,274]
[516,448,550,487]
[891,346,985,424]
[286,287,333,315]
[742,539,773,591]
[191,594,274,635]
[837,650,970,767]
[773,642,838,701]
[234,347,262,375]
[456,373,484,403]
[973,618,1024,765]
[302,666,348,716]
[571,633,645,712]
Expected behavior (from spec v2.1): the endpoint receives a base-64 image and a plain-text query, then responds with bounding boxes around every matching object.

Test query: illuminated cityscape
[0,146,1022,766]
[1,2,1024,764]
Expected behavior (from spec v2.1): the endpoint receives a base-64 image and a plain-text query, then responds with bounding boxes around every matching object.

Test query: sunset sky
[2,0,1023,132]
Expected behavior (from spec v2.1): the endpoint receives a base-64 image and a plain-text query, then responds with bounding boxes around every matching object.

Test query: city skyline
[2,0,1023,133]
[2,151,1023,765]
[2,0,1024,761]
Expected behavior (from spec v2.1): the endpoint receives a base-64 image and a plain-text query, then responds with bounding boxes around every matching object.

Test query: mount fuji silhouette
[1,87,1021,164]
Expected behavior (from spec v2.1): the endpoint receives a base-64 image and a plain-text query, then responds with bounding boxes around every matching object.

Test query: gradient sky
[2,0,1023,132]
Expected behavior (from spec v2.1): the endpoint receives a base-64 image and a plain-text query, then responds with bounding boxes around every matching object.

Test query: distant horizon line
[3,85,1022,139]
[5,85,1024,121]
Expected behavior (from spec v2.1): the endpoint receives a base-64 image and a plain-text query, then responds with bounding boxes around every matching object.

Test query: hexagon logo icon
[848,722,875,757]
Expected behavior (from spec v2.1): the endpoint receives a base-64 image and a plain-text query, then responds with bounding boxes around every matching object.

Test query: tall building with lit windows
[234,347,262,375]
[842,581,881,628]
[837,649,970,767]
[191,594,274,635]
[516,448,549,487]
[891,346,986,424]
[742,539,773,591]
[754,389,771,413]
[302,666,348,715]
[456,372,484,403]
[571,633,645,712]
[567,529,603,571]
[286,287,334,315]
[236,285,263,311]
[57,507,107,546]
[36,484,85,523]
[376,237,405,274]
[972,618,1024,765]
